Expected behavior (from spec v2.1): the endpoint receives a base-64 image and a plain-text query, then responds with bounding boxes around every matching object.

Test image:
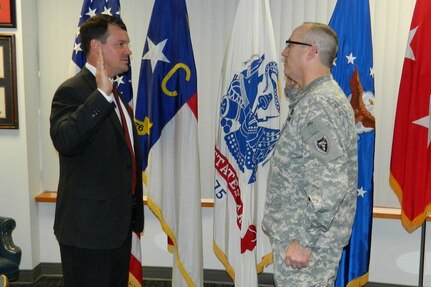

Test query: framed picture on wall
[0,0,16,28]
[0,34,17,129]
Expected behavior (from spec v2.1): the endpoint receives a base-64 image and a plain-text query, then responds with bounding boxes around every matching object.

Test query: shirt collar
[85,62,96,76]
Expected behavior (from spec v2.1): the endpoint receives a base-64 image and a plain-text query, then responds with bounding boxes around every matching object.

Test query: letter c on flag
[161,63,191,97]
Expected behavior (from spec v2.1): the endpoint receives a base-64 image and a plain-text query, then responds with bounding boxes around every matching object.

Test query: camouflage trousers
[271,240,343,287]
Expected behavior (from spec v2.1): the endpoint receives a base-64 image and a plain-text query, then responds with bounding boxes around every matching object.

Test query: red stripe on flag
[187,93,198,119]
[128,232,143,287]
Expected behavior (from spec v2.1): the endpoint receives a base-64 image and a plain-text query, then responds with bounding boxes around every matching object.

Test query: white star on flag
[73,43,82,55]
[101,6,112,15]
[369,67,374,78]
[115,75,125,87]
[346,52,356,64]
[412,95,431,147]
[357,187,367,198]
[86,7,97,17]
[405,26,418,60]
[142,38,170,72]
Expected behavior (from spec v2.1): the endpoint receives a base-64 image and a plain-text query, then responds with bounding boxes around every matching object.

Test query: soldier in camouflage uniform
[262,22,358,286]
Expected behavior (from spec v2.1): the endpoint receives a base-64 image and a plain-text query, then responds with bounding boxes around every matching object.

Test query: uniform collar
[288,75,332,108]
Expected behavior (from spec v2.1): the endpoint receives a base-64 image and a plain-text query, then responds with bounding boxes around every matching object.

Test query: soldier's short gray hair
[302,22,338,67]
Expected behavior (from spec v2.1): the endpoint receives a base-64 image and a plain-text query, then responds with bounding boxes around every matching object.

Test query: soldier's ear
[305,46,318,61]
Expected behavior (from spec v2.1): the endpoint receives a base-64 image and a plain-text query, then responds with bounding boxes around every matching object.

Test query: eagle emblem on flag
[219,54,280,184]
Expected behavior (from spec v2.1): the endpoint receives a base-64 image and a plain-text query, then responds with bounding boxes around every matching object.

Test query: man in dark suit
[49,15,144,287]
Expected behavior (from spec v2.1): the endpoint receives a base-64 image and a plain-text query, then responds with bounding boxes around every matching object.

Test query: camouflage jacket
[262,76,358,249]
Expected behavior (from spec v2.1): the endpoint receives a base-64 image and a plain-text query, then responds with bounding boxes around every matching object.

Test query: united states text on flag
[390,0,431,232]
[328,0,375,286]
[213,0,280,286]
[134,0,203,286]
[71,1,142,286]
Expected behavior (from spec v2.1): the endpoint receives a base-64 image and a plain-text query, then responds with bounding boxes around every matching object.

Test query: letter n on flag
[390,0,431,232]
[70,1,142,286]
[213,0,280,286]
[329,0,375,286]
[134,0,203,286]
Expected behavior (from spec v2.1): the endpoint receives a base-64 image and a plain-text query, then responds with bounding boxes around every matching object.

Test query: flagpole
[418,222,426,287]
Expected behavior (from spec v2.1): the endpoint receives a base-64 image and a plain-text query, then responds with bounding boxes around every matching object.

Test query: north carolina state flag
[135,0,203,285]
[390,0,431,233]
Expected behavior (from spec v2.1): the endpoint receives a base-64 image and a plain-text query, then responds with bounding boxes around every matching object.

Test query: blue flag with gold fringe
[329,0,375,286]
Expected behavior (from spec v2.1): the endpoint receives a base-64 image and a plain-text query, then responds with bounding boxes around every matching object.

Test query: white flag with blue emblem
[213,0,280,286]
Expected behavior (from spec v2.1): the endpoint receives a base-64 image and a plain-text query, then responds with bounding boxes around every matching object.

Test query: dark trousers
[59,234,132,287]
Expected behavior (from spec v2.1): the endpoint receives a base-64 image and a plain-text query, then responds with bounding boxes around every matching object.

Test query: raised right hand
[95,47,113,95]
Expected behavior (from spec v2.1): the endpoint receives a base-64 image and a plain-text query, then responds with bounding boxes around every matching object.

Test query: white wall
[0,0,430,285]
[369,219,431,286]
[0,0,42,270]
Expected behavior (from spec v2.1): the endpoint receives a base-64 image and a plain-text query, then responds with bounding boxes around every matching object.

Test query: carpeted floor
[9,276,238,287]
[10,276,63,287]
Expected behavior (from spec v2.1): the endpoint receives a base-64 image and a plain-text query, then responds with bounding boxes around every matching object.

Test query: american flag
[70,1,142,286]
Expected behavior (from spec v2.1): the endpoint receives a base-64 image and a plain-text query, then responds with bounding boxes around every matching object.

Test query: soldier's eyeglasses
[285,40,312,48]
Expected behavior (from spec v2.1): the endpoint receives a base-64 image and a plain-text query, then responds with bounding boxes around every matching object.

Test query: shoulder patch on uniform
[314,136,328,153]
[301,114,343,162]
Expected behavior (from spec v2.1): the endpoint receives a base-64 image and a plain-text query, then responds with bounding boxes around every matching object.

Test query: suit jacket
[50,67,144,249]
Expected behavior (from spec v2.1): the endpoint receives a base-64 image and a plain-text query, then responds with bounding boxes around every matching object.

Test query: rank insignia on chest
[314,136,328,153]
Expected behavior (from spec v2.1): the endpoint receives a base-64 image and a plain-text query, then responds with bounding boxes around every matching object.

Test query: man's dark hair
[79,14,127,56]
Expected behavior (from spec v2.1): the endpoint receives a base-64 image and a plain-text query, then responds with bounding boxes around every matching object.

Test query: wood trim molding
[35,191,215,207]
[35,191,431,220]
[35,191,57,203]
